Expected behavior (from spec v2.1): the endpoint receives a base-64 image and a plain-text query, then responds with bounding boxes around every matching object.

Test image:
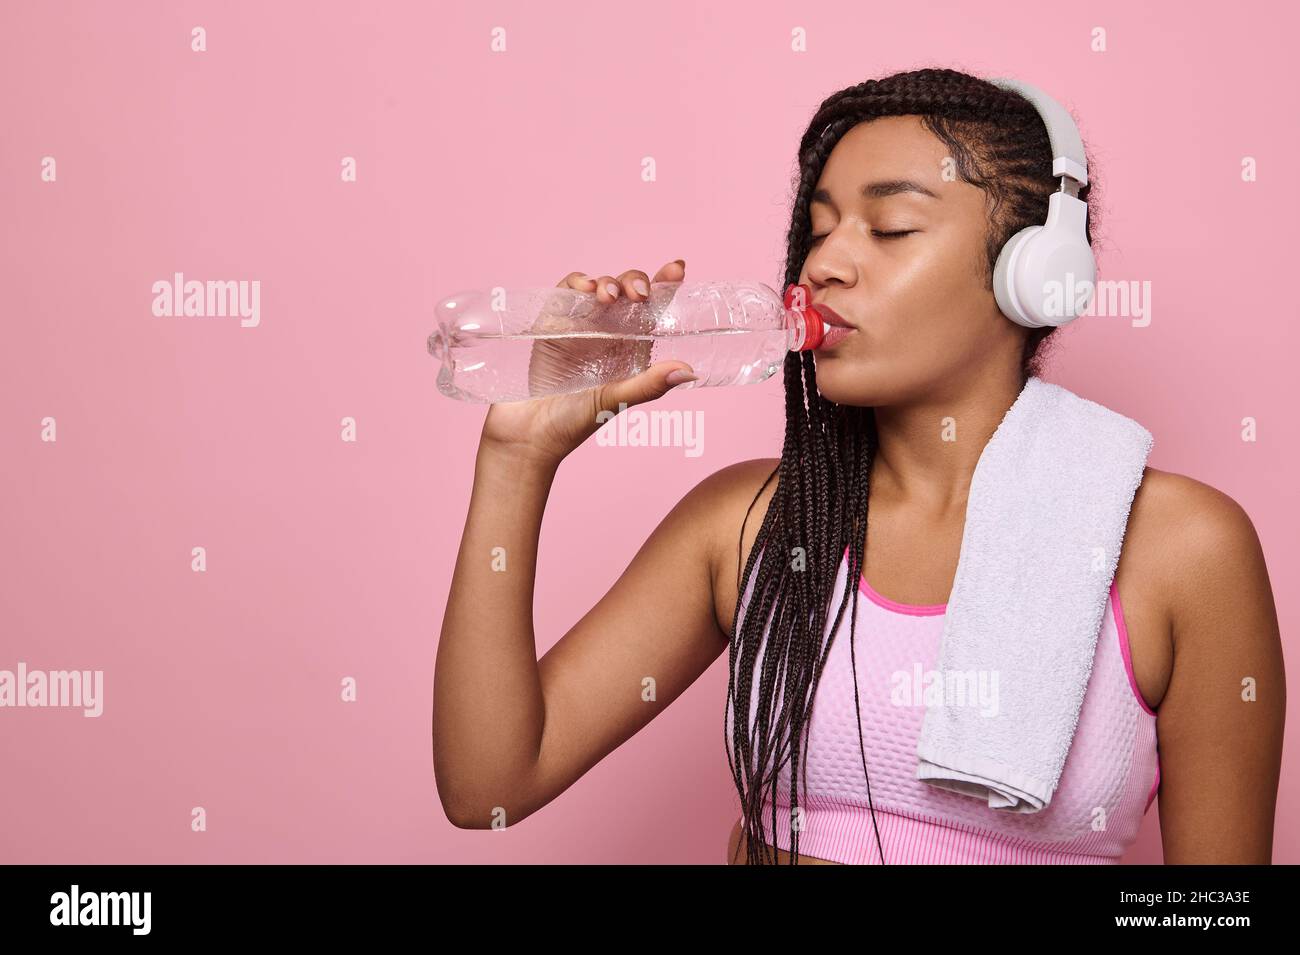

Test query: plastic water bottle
[427,280,827,403]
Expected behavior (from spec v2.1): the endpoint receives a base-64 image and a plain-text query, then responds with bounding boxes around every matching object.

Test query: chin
[810,355,880,407]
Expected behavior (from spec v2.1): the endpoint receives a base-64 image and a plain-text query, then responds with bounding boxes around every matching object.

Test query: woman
[432,67,1284,864]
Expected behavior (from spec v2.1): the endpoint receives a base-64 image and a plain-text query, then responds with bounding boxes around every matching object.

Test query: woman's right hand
[479,259,697,467]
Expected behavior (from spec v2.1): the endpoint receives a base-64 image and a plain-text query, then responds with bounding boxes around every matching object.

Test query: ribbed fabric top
[728,547,1160,864]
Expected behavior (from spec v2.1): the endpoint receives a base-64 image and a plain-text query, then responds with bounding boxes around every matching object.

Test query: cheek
[903,230,981,294]
[880,232,988,326]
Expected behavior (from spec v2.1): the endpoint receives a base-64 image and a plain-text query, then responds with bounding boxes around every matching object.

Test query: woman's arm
[1153,478,1285,863]
[432,258,756,831]
[433,440,738,829]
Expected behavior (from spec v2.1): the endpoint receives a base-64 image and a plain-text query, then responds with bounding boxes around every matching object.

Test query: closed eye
[810,230,917,243]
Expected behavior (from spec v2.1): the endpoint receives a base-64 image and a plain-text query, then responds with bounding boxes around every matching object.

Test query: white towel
[914,375,1153,812]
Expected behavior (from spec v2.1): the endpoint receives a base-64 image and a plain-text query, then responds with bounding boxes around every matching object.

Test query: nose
[802,233,855,293]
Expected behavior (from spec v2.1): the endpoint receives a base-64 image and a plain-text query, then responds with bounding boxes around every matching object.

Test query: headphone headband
[986,76,1088,187]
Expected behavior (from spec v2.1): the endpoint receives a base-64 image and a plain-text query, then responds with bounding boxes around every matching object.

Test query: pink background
[1,0,1295,864]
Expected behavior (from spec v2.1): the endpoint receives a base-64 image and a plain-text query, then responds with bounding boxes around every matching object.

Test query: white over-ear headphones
[986,77,1095,329]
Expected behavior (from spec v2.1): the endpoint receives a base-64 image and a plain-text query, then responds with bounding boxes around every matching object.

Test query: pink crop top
[728,546,1161,864]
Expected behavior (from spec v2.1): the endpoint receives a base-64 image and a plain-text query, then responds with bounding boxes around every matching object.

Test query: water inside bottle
[430,326,789,403]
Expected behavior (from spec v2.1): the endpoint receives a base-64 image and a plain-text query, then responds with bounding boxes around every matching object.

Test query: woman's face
[798,115,1022,406]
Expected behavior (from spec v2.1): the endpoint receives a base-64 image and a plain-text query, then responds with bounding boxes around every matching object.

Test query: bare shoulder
[1125,466,1276,647]
[680,457,782,635]
[681,457,782,545]
[1129,471,1284,861]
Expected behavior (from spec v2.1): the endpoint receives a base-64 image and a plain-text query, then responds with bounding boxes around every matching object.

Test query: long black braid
[724,67,1102,864]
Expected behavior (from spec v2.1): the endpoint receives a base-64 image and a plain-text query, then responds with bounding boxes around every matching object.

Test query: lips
[811,303,856,329]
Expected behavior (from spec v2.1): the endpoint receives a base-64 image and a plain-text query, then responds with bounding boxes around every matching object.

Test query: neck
[869,366,1029,514]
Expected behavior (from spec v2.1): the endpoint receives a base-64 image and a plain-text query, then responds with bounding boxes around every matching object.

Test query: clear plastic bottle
[427,280,826,403]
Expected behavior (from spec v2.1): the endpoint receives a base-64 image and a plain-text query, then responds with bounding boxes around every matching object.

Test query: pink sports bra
[729,546,1161,864]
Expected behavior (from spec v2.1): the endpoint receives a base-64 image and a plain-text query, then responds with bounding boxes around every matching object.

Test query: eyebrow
[811,178,940,205]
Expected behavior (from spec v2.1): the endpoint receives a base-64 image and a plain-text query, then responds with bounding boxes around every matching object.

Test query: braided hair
[724,67,1102,864]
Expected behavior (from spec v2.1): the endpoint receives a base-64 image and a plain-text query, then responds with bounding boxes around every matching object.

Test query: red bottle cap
[798,305,825,351]
[784,283,824,351]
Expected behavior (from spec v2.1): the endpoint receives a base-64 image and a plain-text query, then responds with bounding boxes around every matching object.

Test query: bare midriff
[726,817,841,865]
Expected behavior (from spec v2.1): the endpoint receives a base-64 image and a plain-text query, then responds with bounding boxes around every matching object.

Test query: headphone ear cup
[994,226,1041,328]
[995,223,1097,328]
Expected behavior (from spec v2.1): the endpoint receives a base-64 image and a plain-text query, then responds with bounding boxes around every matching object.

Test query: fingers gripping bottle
[427,280,826,403]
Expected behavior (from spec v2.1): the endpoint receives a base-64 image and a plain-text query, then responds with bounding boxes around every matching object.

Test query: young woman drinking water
[432,67,1284,864]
